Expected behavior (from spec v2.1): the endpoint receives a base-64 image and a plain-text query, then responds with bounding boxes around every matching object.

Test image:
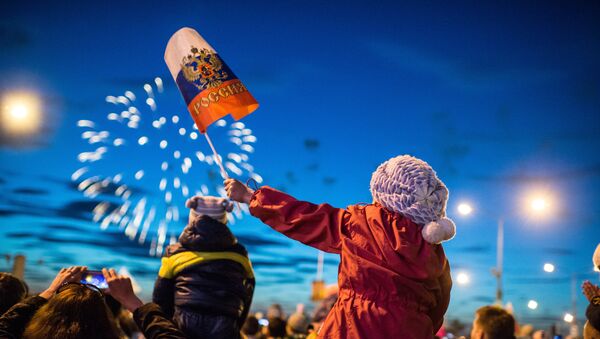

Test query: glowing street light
[456,188,557,306]
[564,313,574,323]
[456,272,470,285]
[522,188,556,220]
[527,300,538,310]
[530,198,547,212]
[0,91,42,136]
[543,263,555,273]
[457,203,473,216]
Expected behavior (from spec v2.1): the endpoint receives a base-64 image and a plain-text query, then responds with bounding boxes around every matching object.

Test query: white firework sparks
[74,78,262,256]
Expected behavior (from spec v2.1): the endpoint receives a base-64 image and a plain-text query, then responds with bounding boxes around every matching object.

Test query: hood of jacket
[178,215,237,251]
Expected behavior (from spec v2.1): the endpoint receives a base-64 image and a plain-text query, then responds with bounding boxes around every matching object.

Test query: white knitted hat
[370,155,456,244]
[186,195,234,224]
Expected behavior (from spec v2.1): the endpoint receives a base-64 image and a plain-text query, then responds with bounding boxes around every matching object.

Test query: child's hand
[224,179,254,204]
[39,266,87,299]
[103,268,144,312]
[582,280,600,302]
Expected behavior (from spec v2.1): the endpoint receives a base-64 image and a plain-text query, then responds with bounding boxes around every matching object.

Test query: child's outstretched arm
[225,179,348,253]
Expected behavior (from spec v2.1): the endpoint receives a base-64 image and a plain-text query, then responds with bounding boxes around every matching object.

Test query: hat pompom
[185,196,198,209]
[421,217,456,244]
[593,243,600,268]
[223,200,234,212]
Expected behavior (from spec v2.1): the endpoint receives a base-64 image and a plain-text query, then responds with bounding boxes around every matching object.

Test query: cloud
[543,247,575,256]
[451,245,490,254]
[11,187,49,196]
[367,40,563,91]
[44,223,86,232]
[509,277,570,284]
[467,164,600,183]
[304,139,320,151]
[0,127,54,149]
[37,232,150,259]
[5,232,36,239]
[323,177,336,186]
[0,24,32,51]
[103,74,171,88]
[469,295,495,304]
[2,198,117,223]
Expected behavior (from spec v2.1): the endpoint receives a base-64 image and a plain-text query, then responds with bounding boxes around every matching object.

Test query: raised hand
[103,268,144,312]
[582,280,600,302]
[224,178,254,204]
[39,266,87,299]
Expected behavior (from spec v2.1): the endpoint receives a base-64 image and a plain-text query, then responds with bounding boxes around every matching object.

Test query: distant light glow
[531,198,547,212]
[457,203,473,216]
[564,313,574,323]
[522,188,556,219]
[543,263,555,273]
[528,300,538,310]
[456,272,470,285]
[1,91,42,135]
[159,140,168,149]
[138,136,148,145]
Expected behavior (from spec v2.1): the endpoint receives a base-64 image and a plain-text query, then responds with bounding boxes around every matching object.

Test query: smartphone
[258,318,269,327]
[81,270,108,289]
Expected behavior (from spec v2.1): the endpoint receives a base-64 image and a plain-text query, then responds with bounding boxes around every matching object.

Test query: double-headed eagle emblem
[181,46,228,91]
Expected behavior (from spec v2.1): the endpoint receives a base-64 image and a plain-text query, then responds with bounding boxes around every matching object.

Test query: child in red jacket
[225,155,454,339]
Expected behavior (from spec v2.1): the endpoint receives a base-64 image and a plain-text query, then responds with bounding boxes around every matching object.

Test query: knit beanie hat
[370,155,456,244]
[186,195,234,224]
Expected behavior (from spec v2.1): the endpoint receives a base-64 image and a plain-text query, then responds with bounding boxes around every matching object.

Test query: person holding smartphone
[0,266,186,339]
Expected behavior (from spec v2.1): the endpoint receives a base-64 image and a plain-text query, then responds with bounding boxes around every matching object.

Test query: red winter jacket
[249,187,452,339]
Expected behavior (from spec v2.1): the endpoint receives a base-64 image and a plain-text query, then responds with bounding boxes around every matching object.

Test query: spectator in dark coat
[0,273,28,315]
[0,267,186,339]
[153,195,255,339]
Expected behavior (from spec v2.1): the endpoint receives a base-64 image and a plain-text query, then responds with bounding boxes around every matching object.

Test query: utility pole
[570,273,579,337]
[12,254,25,280]
[493,219,504,305]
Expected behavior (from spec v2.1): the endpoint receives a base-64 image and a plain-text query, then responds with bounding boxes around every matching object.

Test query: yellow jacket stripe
[158,251,254,279]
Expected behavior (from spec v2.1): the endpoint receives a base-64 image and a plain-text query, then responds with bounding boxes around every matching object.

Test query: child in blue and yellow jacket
[152,196,255,339]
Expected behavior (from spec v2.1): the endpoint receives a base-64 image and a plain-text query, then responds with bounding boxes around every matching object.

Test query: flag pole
[204,131,242,210]
[204,132,228,180]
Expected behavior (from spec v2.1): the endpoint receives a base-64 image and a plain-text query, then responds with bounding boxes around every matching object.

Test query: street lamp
[527,300,538,310]
[543,263,555,273]
[457,203,473,216]
[456,193,553,305]
[564,313,574,323]
[456,272,470,285]
[0,91,42,136]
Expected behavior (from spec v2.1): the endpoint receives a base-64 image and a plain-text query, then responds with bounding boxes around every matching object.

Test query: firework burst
[73,77,262,256]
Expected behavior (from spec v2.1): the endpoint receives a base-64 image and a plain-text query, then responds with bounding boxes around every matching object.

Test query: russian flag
[165,27,258,132]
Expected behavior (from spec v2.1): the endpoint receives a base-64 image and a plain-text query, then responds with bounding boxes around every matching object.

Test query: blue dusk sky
[1,0,599,329]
